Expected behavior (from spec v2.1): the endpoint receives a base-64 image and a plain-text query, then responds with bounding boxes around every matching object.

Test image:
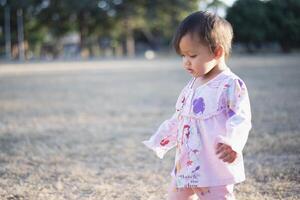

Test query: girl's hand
[216,143,237,163]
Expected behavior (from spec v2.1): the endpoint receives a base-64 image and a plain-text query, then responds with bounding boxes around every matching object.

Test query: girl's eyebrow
[180,50,197,55]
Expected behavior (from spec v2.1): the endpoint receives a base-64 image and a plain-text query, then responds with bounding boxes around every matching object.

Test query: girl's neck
[191,61,228,89]
[201,61,228,80]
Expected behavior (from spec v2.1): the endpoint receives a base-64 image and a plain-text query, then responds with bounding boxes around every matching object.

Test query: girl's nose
[182,57,191,67]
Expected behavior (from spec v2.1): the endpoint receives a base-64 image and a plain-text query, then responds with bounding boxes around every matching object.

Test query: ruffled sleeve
[215,78,252,155]
[142,83,189,159]
[142,112,179,159]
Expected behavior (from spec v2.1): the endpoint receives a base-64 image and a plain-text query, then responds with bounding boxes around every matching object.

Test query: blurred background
[0,0,299,61]
[0,1,300,200]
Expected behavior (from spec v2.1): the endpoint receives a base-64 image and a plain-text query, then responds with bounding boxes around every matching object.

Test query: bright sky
[199,0,237,17]
[222,0,237,6]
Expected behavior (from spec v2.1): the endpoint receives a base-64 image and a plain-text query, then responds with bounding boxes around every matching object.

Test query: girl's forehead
[179,33,206,53]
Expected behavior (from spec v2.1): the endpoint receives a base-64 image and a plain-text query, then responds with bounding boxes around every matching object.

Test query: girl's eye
[180,54,196,58]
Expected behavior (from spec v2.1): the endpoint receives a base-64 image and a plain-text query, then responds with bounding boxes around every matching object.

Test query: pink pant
[167,178,236,200]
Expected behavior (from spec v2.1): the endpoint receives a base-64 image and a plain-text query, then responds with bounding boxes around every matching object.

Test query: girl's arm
[216,78,252,156]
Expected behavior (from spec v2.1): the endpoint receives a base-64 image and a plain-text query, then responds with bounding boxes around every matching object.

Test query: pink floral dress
[142,68,252,188]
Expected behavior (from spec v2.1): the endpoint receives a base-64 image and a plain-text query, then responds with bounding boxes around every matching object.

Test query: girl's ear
[214,45,224,59]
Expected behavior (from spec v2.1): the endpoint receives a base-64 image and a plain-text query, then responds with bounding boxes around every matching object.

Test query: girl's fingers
[218,151,228,160]
[226,155,236,163]
[216,143,237,163]
[222,152,237,163]
[218,149,237,162]
[216,143,223,149]
[216,144,227,154]
[222,154,233,162]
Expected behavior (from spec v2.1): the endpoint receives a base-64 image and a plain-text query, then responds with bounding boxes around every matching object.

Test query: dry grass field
[0,55,299,200]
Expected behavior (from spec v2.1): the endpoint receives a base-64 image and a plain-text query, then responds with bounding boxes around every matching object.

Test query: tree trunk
[78,11,90,58]
[4,5,11,60]
[124,17,135,57]
[17,8,25,61]
[280,41,291,53]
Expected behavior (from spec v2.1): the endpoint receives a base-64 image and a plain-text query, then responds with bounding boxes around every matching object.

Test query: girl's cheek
[182,57,190,65]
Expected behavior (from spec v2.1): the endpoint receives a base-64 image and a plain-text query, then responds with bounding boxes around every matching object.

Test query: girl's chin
[190,72,202,78]
[186,69,204,78]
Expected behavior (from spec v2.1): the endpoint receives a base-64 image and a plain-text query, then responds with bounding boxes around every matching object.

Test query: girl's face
[179,33,217,78]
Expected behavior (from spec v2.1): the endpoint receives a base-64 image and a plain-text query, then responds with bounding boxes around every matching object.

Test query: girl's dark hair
[172,11,233,58]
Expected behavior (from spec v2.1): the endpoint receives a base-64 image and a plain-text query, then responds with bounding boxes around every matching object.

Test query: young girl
[142,11,252,200]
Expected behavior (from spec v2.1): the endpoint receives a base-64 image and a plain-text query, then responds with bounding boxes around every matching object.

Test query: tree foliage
[0,0,199,59]
[265,0,300,52]
[226,0,300,52]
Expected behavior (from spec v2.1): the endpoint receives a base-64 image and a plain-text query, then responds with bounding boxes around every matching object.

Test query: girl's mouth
[186,68,193,73]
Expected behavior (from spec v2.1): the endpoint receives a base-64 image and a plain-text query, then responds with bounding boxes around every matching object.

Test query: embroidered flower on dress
[238,79,243,87]
[160,138,170,146]
[192,166,200,173]
[193,97,205,114]
[228,108,235,117]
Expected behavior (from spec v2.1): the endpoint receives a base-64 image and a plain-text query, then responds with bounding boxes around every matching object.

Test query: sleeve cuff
[142,140,165,159]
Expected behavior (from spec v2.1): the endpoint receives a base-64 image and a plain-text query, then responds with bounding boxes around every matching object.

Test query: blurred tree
[226,0,300,52]
[0,0,201,59]
[226,0,270,52]
[0,0,10,59]
[206,0,227,13]
[106,0,199,57]
[138,0,199,54]
[65,0,112,57]
[146,0,199,48]
[24,0,51,58]
[0,0,41,59]
[112,0,146,57]
[265,0,300,52]
[36,0,114,58]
